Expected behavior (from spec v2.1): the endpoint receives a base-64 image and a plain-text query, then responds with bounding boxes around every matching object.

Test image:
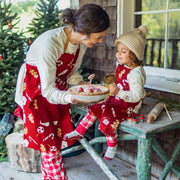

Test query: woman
[14,4,110,180]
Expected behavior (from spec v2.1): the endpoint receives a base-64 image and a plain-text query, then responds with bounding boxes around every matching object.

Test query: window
[135,0,180,70]
[117,0,180,94]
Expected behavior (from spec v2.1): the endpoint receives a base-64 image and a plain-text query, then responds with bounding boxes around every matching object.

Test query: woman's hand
[71,97,91,104]
[78,81,90,85]
[71,97,79,104]
[109,83,119,95]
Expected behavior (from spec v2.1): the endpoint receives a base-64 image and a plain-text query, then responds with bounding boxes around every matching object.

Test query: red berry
[79,87,84,93]
[88,88,94,93]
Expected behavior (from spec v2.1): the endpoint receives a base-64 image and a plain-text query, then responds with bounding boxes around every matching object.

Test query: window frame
[70,0,79,8]
[117,0,180,95]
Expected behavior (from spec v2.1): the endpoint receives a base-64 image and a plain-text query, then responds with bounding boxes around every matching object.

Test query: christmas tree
[0,0,25,119]
[27,0,62,40]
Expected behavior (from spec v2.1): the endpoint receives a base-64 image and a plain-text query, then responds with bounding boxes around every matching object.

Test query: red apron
[21,41,80,153]
[88,65,142,136]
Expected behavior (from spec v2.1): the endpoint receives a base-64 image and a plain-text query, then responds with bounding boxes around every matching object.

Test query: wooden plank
[145,76,180,95]
[79,138,120,180]
[0,151,142,180]
[159,140,180,179]
[152,139,180,178]
[0,162,41,180]
[62,135,137,156]
[144,66,180,95]
[144,66,180,80]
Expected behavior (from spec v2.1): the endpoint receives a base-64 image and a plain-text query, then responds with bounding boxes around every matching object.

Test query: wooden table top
[120,97,180,138]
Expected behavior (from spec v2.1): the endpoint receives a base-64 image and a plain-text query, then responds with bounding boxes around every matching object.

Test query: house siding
[79,0,117,83]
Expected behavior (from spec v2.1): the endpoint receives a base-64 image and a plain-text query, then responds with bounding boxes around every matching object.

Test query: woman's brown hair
[61,4,110,35]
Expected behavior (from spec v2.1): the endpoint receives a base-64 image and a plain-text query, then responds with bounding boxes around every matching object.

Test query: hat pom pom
[138,25,148,35]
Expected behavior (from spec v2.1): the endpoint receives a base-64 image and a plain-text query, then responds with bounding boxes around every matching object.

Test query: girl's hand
[78,81,90,85]
[109,83,119,95]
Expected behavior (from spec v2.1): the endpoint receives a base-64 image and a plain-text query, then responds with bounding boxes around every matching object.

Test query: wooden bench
[62,97,180,180]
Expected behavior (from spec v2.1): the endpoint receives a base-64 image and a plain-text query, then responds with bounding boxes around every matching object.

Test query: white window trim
[144,66,180,95]
[117,0,180,95]
[70,0,79,8]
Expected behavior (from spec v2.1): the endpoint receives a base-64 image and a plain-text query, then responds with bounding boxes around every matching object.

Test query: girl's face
[80,29,107,48]
[116,42,131,67]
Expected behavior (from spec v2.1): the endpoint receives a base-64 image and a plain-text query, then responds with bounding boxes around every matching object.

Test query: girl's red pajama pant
[76,111,118,147]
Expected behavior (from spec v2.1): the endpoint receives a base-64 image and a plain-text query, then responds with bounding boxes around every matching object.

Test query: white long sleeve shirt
[116,65,146,113]
[15,27,87,108]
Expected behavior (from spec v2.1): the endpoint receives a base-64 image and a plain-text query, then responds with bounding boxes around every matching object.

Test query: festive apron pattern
[88,64,141,136]
[22,46,80,153]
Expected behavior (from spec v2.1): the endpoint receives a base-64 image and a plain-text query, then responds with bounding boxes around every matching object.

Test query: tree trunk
[5,132,42,173]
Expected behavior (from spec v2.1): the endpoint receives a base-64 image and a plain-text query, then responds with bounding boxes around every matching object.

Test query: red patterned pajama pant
[41,151,68,180]
[76,111,118,147]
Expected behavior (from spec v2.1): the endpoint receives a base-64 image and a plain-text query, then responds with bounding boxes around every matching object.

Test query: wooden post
[171,40,178,69]
[144,43,148,65]
[136,137,152,180]
[158,40,162,67]
[150,40,155,66]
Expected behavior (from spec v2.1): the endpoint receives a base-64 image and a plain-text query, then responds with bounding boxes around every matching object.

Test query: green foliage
[0,1,18,30]
[9,1,38,38]
[141,0,180,69]
[27,0,62,40]
[141,0,180,39]
[0,0,25,118]
[157,96,180,111]
[0,142,8,162]
[11,0,38,14]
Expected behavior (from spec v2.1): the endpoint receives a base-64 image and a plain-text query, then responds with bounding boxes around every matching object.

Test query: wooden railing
[144,38,180,69]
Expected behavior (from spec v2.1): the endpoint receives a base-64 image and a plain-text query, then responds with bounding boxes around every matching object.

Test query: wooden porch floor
[0,151,159,180]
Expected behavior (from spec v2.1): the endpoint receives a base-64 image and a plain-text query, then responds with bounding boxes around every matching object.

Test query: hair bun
[138,25,148,35]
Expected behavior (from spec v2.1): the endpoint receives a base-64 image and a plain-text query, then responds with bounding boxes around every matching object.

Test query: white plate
[72,94,107,102]
[68,84,109,102]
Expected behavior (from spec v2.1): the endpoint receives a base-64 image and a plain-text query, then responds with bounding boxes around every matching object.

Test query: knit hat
[115,25,148,61]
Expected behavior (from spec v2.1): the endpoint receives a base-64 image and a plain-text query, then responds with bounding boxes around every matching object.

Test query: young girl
[64,25,148,160]
[14,4,110,180]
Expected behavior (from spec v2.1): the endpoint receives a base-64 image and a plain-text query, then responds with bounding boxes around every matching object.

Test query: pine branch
[0,0,25,118]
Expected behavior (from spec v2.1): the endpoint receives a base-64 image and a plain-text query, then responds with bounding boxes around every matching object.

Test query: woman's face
[80,29,107,48]
[116,42,131,67]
